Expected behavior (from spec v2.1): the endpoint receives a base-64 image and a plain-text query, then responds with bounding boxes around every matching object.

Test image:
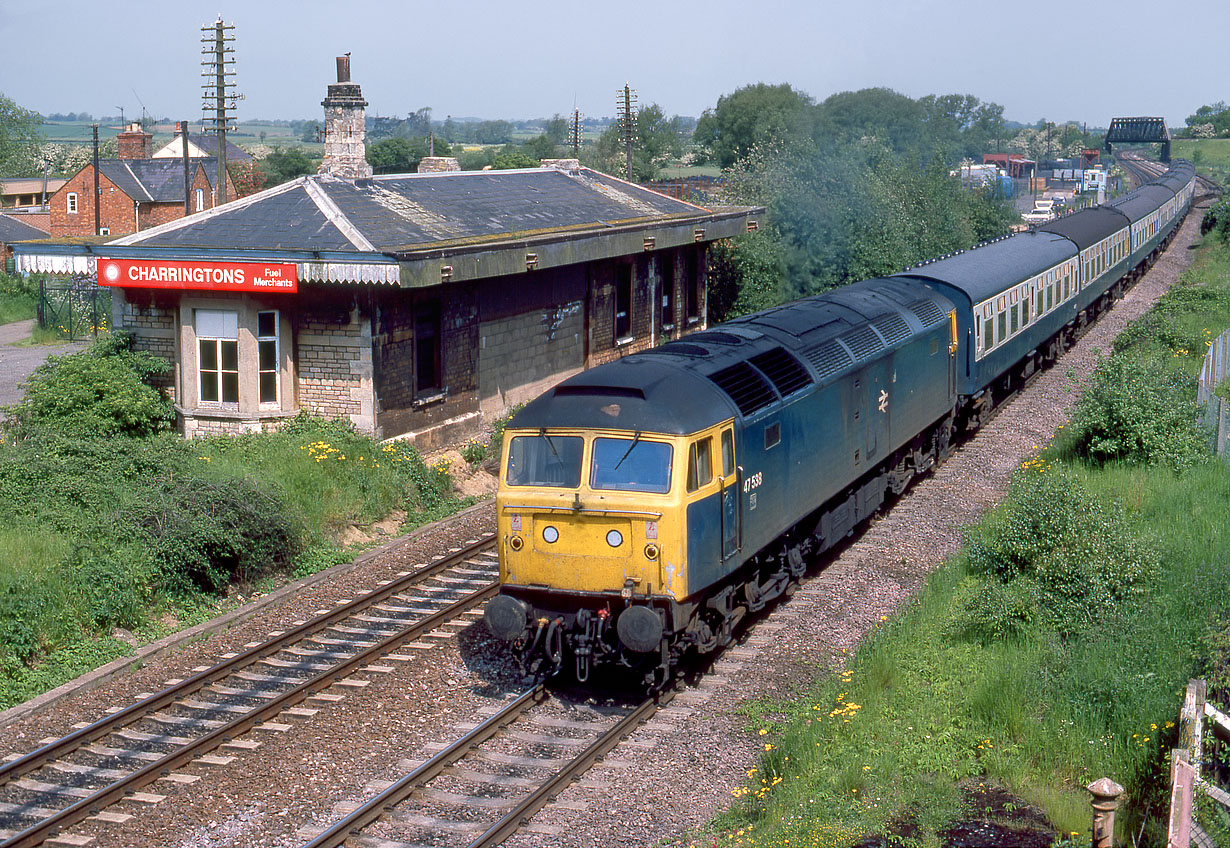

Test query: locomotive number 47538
[743,471,764,493]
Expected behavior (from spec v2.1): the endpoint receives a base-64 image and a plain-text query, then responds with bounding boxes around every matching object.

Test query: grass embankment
[0,334,484,709]
[705,231,1230,846]
[1173,139,1230,184]
[0,271,37,325]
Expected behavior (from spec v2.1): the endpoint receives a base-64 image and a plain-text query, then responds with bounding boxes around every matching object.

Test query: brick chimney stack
[116,122,153,159]
[319,55,373,179]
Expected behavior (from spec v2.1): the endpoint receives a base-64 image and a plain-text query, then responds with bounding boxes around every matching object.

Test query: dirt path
[0,319,88,413]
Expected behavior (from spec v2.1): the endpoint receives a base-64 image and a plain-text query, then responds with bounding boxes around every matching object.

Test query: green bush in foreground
[4,332,174,439]
[1065,352,1208,470]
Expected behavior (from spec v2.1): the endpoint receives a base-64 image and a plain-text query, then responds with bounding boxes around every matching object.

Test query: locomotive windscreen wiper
[541,428,560,459]
[613,431,641,471]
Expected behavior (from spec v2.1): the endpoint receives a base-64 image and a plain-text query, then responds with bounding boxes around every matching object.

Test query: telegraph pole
[91,123,101,236]
[201,16,240,206]
[570,108,583,158]
[616,84,637,180]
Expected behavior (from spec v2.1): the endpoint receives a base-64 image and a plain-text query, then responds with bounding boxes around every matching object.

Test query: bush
[5,333,174,440]
[1066,353,1209,469]
[959,466,1156,636]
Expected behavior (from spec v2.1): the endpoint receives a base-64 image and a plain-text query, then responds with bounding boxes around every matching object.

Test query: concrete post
[1087,777,1124,848]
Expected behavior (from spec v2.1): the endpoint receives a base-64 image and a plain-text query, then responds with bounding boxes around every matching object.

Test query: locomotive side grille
[804,342,853,380]
[749,347,812,397]
[841,326,884,362]
[707,361,778,416]
[909,299,946,327]
[872,313,911,346]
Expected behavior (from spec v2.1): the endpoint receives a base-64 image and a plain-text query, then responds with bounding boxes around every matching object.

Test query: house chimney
[319,55,372,179]
[117,122,153,159]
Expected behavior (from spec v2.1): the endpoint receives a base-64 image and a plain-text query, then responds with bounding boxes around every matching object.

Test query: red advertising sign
[98,258,297,293]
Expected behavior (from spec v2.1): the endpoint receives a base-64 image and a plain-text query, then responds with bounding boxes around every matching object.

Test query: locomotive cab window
[506,435,584,488]
[686,437,714,493]
[765,421,781,450]
[590,437,672,494]
[721,429,735,477]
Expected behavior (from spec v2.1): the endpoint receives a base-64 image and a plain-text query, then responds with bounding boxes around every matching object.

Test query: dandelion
[758,729,768,736]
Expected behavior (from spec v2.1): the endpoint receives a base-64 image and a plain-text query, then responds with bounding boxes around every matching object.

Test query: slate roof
[0,213,49,242]
[112,166,718,255]
[98,159,224,204]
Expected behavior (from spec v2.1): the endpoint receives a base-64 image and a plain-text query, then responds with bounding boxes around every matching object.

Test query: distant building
[1,177,68,210]
[47,123,237,239]
[0,213,48,265]
[15,58,761,446]
[151,127,253,163]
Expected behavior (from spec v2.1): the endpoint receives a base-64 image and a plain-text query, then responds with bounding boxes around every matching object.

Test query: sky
[1,0,1225,130]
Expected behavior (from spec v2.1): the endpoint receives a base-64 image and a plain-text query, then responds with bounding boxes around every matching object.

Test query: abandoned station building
[15,60,759,445]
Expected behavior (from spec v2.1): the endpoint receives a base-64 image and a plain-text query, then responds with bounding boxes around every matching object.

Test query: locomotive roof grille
[656,342,709,357]
[553,385,646,400]
[841,326,884,362]
[872,313,911,346]
[749,347,812,397]
[803,341,854,380]
[707,361,778,416]
[909,299,947,327]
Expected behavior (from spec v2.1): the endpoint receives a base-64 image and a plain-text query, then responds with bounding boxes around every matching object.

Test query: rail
[0,536,498,848]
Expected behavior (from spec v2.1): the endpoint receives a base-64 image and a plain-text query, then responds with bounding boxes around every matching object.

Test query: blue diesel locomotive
[484,161,1197,686]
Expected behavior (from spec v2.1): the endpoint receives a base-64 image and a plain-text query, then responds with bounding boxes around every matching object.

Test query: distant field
[1172,138,1230,181]
[657,165,722,179]
[38,119,309,150]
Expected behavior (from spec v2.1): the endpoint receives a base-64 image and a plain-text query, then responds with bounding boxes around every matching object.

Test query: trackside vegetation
[701,232,1230,846]
[0,334,466,708]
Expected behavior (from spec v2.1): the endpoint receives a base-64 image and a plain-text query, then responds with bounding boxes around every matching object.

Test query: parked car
[1022,207,1054,224]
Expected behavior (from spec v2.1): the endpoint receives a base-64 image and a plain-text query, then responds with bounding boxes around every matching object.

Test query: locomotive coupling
[485,594,531,642]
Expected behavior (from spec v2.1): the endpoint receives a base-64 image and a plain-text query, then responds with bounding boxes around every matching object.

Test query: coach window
[196,309,239,406]
[982,307,993,351]
[687,437,714,493]
[614,264,632,342]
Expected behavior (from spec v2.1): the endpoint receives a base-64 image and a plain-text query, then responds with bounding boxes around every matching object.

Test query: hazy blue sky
[2,0,1224,129]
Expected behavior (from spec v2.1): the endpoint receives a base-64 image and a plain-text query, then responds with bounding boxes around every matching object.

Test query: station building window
[614,264,632,342]
[660,257,675,331]
[196,309,239,405]
[685,250,701,324]
[415,299,442,396]
[257,310,279,405]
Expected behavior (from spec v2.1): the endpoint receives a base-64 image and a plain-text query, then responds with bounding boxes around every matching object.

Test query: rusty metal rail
[0,536,497,848]
[302,684,670,848]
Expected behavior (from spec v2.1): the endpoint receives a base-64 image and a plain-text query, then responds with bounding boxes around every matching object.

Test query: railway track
[299,683,669,848]
[0,536,499,848]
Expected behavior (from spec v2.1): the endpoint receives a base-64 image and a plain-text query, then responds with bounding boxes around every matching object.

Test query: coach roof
[892,231,1077,304]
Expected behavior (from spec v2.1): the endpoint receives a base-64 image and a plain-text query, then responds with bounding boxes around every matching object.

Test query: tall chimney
[116,121,153,159]
[319,55,372,179]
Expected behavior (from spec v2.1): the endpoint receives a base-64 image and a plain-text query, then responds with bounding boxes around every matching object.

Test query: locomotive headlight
[542,525,559,544]
[509,535,524,552]
[606,529,623,548]
[644,543,659,560]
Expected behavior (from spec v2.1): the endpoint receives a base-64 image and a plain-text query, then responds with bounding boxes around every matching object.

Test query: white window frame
[195,188,204,212]
[256,310,280,408]
[67,192,78,214]
[196,309,240,408]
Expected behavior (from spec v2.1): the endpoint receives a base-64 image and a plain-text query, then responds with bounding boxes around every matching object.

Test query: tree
[367,136,453,174]
[258,147,318,186]
[582,103,687,181]
[474,120,515,145]
[0,92,43,178]
[544,114,568,145]
[693,83,813,167]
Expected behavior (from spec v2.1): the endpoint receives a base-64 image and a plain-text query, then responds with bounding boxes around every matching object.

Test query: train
[483,160,1197,687]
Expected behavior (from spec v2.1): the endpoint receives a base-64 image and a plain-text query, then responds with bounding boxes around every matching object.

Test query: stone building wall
[297,299,374,432]
[114,290,178,399]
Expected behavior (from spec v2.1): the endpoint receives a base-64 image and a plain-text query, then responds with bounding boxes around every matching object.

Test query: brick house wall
[49,165,238,238]
[50,170,136,237]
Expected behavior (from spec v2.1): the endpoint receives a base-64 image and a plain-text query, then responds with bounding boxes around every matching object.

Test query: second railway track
[0,535,499,848]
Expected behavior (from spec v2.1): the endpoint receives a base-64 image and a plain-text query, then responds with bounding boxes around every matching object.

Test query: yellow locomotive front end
[485,425,691,683]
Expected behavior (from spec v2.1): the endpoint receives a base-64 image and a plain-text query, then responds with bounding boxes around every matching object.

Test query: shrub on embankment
[707,238,1230,847]
[0,334,460,707]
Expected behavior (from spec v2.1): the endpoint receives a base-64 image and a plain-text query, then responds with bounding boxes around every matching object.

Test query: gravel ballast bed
[1,205,1208,848]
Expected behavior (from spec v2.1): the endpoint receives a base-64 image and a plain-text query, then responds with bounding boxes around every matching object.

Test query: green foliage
[694,83,814,168]
[582,103,688,181]
[0,91,43,178]
[490,150,539,170]
[257,146,319,186]
[1066,353,1208,470]
[0,270,39,323]
[959,466,1156,636]
[367,136,453,174]
[5,333,174,440]
[1201,197,1230,243]
[707,229,788,322]
[460,437,488,466]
